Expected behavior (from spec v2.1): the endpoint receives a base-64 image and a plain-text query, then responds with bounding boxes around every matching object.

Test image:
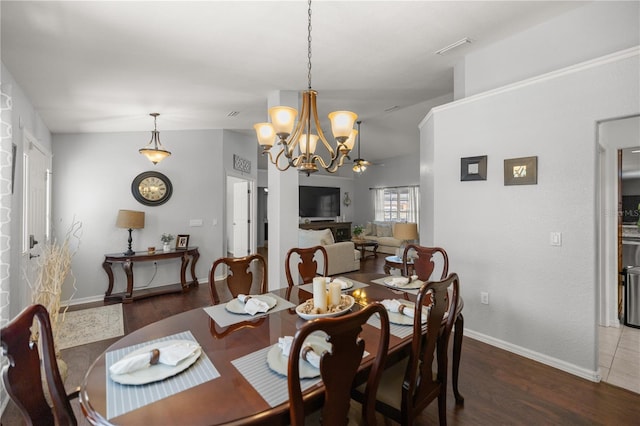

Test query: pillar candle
[312,277,327,313]
[328,281,341,307]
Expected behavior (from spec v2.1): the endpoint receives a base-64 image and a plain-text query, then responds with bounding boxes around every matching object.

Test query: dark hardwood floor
[3,249,640,425]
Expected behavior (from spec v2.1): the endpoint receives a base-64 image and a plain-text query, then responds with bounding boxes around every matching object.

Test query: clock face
[131,171,173,206]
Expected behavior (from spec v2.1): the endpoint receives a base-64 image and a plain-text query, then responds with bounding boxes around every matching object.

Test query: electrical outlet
[480,292,489,305]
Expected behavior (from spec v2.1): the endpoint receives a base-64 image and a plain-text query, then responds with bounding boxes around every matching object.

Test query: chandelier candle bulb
[312,277,327,313]
[328,281,342,307]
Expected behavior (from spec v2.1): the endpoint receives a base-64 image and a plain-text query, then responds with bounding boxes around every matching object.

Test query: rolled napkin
[238,294,270,315]
[278,336,321,368]
[331,278,351,290]
[381,299,415,318]
[386,277,409,287]
[109,342,200,375]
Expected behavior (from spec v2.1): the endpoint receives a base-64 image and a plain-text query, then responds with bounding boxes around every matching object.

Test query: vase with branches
[161,233,174,251]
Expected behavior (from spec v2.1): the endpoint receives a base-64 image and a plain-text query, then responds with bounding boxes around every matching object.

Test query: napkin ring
[398,304,408,315]
[301,345,313,362]
[150,349,160,365]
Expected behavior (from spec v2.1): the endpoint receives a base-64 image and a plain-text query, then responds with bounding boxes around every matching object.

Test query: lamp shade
[116,210,145,229]
[393,222,418,240]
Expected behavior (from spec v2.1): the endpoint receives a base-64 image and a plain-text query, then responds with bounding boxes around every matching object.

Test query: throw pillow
[376,224,392,237]
[364,222,376,236]
[318,229,335,245]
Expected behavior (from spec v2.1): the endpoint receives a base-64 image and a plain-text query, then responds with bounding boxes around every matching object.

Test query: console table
[299,221,352,242]
[103,247,200,303]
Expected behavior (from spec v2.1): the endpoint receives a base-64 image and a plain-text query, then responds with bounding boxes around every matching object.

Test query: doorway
[21,130,52,309]
[226,175,256,257]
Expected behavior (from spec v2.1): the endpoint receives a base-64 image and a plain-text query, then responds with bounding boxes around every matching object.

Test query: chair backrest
[208,253,268,305]
[402,244,449,281]
[285,245,328,288]
[403,273,460,424]
[288,303,390,426]
[1,304,77,426]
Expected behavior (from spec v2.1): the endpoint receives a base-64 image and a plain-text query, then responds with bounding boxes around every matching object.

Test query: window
[373,186,419,226]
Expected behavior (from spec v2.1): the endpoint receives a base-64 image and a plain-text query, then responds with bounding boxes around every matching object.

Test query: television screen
[299,186,341,218]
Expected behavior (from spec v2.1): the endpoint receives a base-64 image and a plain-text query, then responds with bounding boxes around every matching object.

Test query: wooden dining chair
[402,243,465,404]
[1,304,79,426]
[288,303,390,426]
[285,246,328,297]
[402,243,449,281]
[209,253,268,305]
[353,273,460,426]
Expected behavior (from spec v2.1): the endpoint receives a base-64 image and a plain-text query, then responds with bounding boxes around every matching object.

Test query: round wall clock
[131,171,173,206]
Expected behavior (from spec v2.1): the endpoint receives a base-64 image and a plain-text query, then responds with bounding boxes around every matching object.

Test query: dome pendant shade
[139,113,171,165]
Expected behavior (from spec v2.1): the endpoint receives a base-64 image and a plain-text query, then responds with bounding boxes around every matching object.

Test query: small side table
[353,239,379,260]
[384,255,414,275]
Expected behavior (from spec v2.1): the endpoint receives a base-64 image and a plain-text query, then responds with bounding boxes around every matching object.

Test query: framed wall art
[176,234,190,249]
[504,156,537,185]
[461,155,487,181]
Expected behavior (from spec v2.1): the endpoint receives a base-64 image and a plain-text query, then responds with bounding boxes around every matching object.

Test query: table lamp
[393,222,418,259]
[116,210,145,255]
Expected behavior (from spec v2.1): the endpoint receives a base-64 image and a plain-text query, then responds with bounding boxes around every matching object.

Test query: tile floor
[599,325,640,393]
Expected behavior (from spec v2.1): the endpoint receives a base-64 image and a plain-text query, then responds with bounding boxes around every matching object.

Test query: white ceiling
[2,1,586,164]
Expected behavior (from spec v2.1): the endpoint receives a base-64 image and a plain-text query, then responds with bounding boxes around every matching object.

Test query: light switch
[189,219,203,227]
[550,232,562,246]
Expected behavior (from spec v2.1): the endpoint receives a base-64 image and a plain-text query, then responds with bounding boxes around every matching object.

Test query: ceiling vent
[227,111,240,117]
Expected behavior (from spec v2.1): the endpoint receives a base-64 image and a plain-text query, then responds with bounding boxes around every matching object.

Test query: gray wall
[53,129,225,302]
[423,49,639,379]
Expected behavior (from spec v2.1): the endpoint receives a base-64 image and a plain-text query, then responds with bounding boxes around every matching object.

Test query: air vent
[384,105,399,113]
[227,111,240,117]
[435,37,472,55]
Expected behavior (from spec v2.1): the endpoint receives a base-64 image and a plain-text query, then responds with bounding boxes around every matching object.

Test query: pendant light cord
[307,0,312,90]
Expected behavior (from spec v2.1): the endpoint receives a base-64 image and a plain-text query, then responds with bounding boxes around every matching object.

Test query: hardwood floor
[3,250,640,425]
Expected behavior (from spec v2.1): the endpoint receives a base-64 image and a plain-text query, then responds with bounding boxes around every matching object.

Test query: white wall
[53,129,225,302]
[422,48,639,379]
[459,2,640,97]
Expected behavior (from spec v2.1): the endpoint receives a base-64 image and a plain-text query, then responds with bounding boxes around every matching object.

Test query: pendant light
[352,121,370,173]
[139,113,171,165]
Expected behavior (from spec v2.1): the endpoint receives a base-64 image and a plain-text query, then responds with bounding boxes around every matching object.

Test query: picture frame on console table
[460,155,487,181]
[176,234,190,249]
[504,156,537,185]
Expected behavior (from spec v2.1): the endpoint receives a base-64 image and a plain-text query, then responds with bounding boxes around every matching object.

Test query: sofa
[297,229,361,275]
[360,221,406,255]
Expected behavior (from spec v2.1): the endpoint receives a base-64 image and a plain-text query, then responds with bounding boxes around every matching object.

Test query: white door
[233,180,249,256]
[21,132,52,307]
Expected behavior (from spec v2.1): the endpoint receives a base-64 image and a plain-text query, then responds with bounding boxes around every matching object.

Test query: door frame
[224,173,257,257]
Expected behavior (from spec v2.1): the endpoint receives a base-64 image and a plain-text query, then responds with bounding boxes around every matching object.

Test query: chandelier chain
[307,0,312,90]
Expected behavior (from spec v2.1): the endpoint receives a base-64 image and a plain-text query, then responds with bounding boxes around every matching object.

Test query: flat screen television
[299,186,341,218]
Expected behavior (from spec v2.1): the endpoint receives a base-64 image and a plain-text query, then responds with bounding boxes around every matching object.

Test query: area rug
[57,304,124,350]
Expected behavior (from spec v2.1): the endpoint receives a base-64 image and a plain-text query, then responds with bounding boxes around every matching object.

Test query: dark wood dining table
[79,273,463,425]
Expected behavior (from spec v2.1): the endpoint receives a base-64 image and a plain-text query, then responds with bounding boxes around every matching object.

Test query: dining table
[79,272,463,425]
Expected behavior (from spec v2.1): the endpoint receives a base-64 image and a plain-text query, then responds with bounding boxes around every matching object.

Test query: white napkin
[109,342,199,375]
[278,336,321,369]
[381,299,415,318]
[386,277,409,287]
[238,294,270,315]
[331,278,351,290]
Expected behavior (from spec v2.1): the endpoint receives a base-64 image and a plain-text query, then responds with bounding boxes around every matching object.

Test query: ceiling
[2,1,586,165]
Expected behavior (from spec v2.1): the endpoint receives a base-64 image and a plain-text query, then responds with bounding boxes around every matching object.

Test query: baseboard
[464,329,601,383]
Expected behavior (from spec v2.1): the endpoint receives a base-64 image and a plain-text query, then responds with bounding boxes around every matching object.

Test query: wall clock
[131,171,173,206]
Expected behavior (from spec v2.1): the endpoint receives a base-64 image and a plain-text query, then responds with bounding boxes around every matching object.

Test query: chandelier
[139,113,171,165]
[253,0,357,175]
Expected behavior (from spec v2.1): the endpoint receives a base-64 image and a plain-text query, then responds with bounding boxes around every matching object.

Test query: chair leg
[452,313,464,404]
[438,387,447,426]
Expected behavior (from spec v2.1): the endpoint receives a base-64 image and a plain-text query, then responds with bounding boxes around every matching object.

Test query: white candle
[328,281,341,307]
[312,277,327,313]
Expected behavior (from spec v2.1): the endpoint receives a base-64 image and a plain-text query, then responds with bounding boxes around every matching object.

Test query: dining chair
[209,253,268,305]
[285,245,328,297]
[402,243,465,404]
[1,304,79,426]
[288,303,390,426]
[353,273,460,426]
